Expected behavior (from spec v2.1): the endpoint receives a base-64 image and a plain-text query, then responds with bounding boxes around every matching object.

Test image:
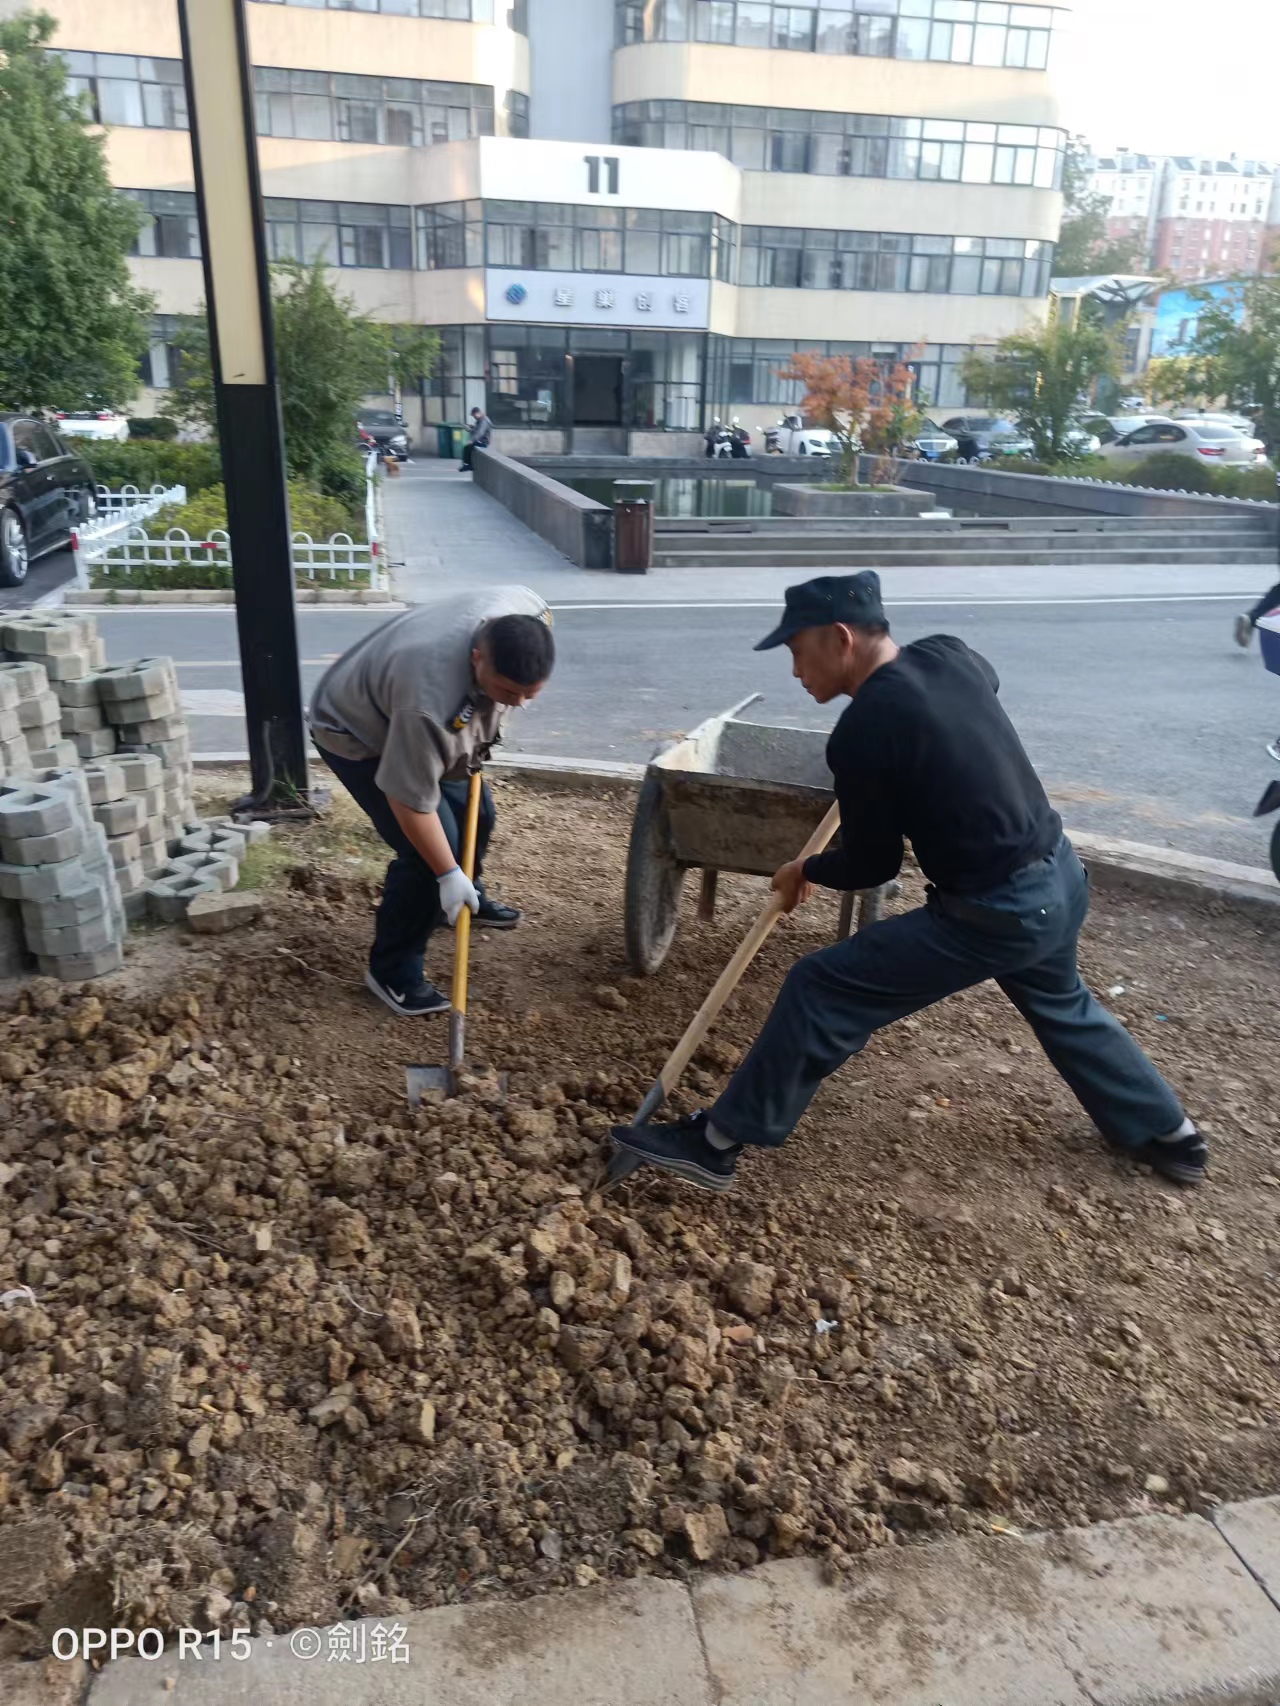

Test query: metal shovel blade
[406,1013,508,1107]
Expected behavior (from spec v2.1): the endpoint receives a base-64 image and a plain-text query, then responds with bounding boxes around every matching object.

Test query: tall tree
[777,351,921,481]
[962,313,1119,462]
[0,11,152,409]
[172,259,439,492]
[1183,276,1280,450]
[1055,136,1145,279]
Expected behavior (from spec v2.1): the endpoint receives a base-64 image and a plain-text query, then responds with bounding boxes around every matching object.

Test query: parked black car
[355,408,411,461]
[0,416,97,587]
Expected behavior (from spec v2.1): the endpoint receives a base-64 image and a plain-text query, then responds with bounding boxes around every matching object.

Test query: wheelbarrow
[623,694,894,977]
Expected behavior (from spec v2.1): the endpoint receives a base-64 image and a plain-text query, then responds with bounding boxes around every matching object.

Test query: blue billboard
[1150,280,1246,358]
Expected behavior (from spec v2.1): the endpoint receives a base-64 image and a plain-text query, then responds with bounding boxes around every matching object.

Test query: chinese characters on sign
[553,287,574,308]
[595,288,616,309]
[672,293,691,314]
[634,292,653,312]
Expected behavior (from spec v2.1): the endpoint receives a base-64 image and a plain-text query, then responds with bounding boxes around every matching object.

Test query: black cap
[754,572,887,651]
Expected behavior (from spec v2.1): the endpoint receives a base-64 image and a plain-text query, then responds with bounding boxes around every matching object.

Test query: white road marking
[180,689,246,716]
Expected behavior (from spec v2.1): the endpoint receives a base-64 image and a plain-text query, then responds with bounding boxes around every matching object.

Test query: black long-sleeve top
[803,636,1061,897]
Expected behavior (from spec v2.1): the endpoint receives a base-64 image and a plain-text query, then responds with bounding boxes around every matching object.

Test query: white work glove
[438,865,479,926]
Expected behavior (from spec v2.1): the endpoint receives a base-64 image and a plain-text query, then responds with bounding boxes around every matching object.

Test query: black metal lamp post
[177,0,309,812]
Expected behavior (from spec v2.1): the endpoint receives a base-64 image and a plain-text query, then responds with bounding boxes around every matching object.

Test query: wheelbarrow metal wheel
[624,773,687,976]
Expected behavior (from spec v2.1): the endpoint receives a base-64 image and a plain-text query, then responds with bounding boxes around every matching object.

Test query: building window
[58,52,189,128]
[122,189,202,259]
[614,101,1066,189]
[253,68,498,143]
[259,199,413,267]
[615,0,1057,67]
[251,0,525,26]
[704,337,976,414]
[472,201,726,277]
[416,201,485,268]
[506,90,530,137]
[140,315,196,390]
[738,228,1051,295]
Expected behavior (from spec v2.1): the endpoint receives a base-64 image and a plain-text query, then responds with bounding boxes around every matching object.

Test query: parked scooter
[704,420,733,458]
[729,420,751,459]
[1254,612,1280,881]
[761,425,782,454]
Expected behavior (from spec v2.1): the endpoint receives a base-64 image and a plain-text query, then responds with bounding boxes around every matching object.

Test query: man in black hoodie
[611,572,1203,1192]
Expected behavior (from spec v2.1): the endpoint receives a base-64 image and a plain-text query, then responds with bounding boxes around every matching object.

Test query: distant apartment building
[1089,152,1279,283]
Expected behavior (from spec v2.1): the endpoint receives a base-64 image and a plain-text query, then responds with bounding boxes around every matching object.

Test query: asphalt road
[82,592,1279,869]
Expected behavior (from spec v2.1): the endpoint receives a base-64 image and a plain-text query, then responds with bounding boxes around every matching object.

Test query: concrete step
[654,544,1278,569]
[661,515,1273,535]
[656,529,1272,554]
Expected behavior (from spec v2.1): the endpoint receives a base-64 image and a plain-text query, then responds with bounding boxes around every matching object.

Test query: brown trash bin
[613,480,655,574]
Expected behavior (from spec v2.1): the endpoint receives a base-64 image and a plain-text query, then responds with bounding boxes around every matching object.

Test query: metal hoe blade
[405,1011,507,1106]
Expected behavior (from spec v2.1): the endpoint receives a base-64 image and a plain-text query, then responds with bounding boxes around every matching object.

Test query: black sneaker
[608,1112,741,1193]
[1128,1127,1208,1186]
[476,895,522,929]
[364,970,450,1017]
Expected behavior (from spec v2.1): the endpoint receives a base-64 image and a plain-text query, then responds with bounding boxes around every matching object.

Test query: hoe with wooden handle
[599,800,841,1191]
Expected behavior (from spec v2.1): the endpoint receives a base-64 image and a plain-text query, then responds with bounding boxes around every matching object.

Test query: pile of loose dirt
[1,780,1279,1650]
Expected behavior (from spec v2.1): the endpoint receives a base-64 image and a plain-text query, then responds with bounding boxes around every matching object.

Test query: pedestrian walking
[1235,580,1280,647]
[611,572,1205,1191]
[460,406,492,472]
[309,587,555,1015]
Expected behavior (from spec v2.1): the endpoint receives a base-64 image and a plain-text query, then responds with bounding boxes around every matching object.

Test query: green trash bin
[437,422,467,461]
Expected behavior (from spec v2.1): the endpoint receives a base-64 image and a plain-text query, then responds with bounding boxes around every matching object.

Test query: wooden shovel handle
[450,770,484,1017]
[656,800,840,1097]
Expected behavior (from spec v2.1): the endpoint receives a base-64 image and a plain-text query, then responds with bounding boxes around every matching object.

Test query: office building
[20,0,1070,449]
[1089,152,1279,285]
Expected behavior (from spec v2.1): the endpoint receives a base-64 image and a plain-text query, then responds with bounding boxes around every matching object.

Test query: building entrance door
[572,354,624,425]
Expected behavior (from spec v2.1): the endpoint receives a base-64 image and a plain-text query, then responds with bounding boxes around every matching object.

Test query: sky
[1054,0,1280,161]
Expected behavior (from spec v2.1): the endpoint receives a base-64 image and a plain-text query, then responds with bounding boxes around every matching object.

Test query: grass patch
[191,769,388,895]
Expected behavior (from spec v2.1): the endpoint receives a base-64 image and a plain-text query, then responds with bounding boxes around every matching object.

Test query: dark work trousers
[317,746,494,990]
[1249,580,1280,626]
[710,837,1185,1153]
[460,442,475,471]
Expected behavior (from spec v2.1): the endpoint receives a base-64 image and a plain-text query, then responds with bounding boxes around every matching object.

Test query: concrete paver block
[0,785,76,840]
[0,619,79,657]
[25,913,118,958]
[28,742,80,771]
[105,832,142,867]
[693,1514,1280,1706]
[21,876,111,930]
[173,851,239,892]
[96,659,177,705]
[0,824,85,867]
[55,676,104,709]
[147,871,240,922]
[117,753,163,792]
[88,1577,712,1706]
[115,714,185,745]
[0,856,89,902]
[82,761,128,806]
[36,941,124,981]
[139,841,168,876]
[17,691,62,731]
[0,706,21,743]
[89,635,107,669]
[0,673,20,713]
[114,858,147,897]
[60,703,106,734]
[71,728,118,761]
[187,889,263,933]
[43,650,93,683]
[0,734,32,773]
[0,661,50,699]
[1216,1497,1280,1607]
[95,796,146,836]
[106,689,180,725]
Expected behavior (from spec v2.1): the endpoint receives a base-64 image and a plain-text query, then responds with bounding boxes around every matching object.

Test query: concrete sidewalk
[380,459,1263,608]
[9,1499,1280,1705]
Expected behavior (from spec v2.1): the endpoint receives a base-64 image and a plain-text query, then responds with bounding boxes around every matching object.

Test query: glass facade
[740,228,1052,294]
[616,1,1058,68]
[140,316,194,391]
[252,0,529,27]
[253,68,498,143]
[482,326,704,430]
[58,53,510,141]
[614,101,1065,187]
[420,201,736,278]
[705,336,972,411]
[264,199,414,266]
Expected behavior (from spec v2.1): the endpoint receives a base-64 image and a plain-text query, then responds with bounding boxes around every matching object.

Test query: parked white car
[771,413,840,456]
[55,411,130,443]
[1099,417,1264,469]
[1172,409,1258,437]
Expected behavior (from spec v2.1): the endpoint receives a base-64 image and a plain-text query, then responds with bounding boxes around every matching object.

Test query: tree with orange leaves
[778,350,922,483]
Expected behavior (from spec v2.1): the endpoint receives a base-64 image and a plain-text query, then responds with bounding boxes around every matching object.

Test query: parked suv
[356,409,411,461]
[0,417,97,587]
[940,415,1035,462]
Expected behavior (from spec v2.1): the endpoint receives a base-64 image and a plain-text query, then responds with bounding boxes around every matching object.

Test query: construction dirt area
[2,772,1279,1652]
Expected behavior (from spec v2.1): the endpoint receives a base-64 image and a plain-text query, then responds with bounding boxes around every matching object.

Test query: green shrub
[1212,464,1277,501]
[145,479,362,543]
[126,415,178,440]
[83,438,224,497]
[1109,452,1219,494]
[314,446,366,515]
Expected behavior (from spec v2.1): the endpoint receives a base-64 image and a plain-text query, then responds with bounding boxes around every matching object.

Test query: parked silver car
[909,420,959,461]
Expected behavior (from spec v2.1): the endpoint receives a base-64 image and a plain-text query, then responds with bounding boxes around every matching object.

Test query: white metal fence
[72,453,385,592]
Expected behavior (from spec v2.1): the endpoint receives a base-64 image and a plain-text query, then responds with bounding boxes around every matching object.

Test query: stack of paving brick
[80,755,164,922]
[1,615,105,767]
[95,658,195,839]
[146,816,267,923]
[0,770,126,979]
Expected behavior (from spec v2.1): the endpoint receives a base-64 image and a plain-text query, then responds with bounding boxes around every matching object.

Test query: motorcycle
[761,425,782,455]
[1254,612,1280,881]
[729,421,751,459]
